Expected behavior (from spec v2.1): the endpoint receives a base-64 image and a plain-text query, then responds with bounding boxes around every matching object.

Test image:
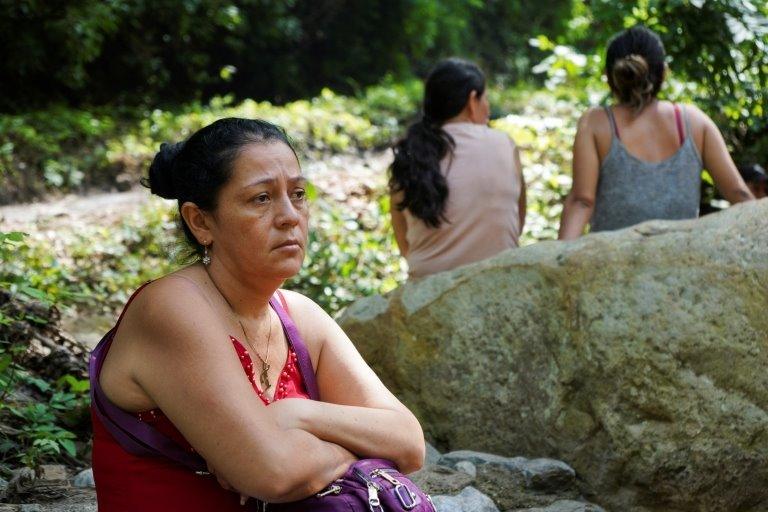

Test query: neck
[202,261,281,320]
[443,112,476,125]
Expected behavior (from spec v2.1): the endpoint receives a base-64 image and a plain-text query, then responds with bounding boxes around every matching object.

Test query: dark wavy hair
[606,26,666,112]
[141,118,296,256]
[389,58,485,228]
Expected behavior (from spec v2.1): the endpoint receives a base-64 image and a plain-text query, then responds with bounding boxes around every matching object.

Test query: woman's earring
[202,243,211,266]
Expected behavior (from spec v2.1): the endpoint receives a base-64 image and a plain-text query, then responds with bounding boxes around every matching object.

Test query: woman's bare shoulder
[579,106,609,130]
[118,270,219,347]
[276,289,327,323]
[275,289,334,349]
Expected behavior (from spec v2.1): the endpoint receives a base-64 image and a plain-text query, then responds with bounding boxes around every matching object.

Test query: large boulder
[339,200,768,512]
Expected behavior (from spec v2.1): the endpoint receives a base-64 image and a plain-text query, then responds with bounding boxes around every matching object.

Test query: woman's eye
[253,193,270,204]
[292,189,306,201]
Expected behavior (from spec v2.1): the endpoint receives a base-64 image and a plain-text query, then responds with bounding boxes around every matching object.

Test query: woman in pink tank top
[92,118,425,511]
[389,59,526,278]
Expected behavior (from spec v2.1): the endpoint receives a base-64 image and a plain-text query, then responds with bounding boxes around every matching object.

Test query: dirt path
[0,151,390,232]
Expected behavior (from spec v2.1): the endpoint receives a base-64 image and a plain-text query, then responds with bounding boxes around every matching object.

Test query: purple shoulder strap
[269,293,320,401]
[89,283,207,472]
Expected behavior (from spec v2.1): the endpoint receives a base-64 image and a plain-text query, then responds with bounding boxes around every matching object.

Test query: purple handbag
[90,288,434,511]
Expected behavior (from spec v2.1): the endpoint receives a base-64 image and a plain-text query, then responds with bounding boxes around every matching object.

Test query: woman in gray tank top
[559,26,754,239]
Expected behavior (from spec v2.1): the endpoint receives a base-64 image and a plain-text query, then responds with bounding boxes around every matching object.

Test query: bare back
[593,101,704,163]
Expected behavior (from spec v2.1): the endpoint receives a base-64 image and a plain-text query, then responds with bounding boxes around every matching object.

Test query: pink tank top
[404,122,522,278]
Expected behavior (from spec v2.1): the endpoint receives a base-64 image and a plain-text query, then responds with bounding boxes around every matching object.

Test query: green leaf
[0,354,12,374]
[59,439,77,457]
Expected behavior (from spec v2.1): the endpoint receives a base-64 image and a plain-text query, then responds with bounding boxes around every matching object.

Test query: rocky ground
[0,444,605,511]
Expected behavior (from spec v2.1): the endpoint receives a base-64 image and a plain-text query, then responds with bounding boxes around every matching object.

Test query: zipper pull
[371,468,402,487]
[316,484,342,498]
[367,481,383,511]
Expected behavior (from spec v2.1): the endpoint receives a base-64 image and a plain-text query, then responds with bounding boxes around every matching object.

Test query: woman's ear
[181,202,214,245]
[467,89,479,116]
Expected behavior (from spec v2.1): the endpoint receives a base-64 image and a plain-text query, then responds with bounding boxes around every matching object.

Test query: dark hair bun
[611,54,655,110]
[145,142,184,199]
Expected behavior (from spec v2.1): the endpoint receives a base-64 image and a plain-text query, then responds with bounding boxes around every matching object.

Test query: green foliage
[492,89,581,243]
[0,83,422,204]
[0,232,91,469]
[289,194,405,315]
[1,370,90,468]
[531,0,768,159]
[0,0,569,111]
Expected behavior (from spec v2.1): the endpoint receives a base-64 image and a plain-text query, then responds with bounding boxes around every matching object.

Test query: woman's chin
[272,257,304,280]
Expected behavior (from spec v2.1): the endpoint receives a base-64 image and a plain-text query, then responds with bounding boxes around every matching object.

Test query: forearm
[234,428,355,503]
[297,400,424,474]
[722,186,755,204]
[558,196,593,240]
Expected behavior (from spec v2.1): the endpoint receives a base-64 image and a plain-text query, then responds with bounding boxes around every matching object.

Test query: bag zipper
[316,484,342,497]
[353,467,384,512]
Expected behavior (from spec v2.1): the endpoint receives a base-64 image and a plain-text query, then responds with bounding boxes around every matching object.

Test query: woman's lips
[274,240,301,251]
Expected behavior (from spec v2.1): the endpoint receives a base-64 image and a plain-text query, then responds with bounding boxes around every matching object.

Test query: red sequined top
[92,299,311,511]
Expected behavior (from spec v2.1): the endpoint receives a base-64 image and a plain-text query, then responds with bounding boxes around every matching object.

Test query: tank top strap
[269,294,320,400]
[673,104,685,145]
[604,106,620,140]
[113,281,153,330]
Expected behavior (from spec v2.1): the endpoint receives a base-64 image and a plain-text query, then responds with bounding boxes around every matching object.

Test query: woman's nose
[275,195,301,228]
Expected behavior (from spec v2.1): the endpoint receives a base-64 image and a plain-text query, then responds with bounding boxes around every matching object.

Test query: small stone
[523,458,576,491]
[72,468,95,488]
[517,499,606,512]
[0,476,7,493]
[430,486,499,512]
[440,450,528,473]
[425,442,442,466]
[20,505,43,512]
[39,464,67,481]
[455,460,477,478]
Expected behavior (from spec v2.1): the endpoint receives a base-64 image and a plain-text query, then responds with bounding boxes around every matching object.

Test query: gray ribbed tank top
[590,105,702,232]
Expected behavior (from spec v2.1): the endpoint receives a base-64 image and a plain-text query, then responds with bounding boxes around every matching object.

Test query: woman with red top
[91,118,425,510]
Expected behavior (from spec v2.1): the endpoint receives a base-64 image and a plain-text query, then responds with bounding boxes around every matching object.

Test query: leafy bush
[289,193,405,314]
[0,0,570,111]
[0,83,422,204]
[0,232,92,470]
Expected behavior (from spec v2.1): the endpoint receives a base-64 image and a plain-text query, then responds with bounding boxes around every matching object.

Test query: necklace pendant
[259,363,271,390]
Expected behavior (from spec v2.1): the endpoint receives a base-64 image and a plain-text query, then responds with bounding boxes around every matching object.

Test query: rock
[339,201,768,512]
[455,461,477,478]
[515,500,606,512]
[524,459,575,492]
[437,450,582,510]
[411,464,474,495]
[430,486,499,512]
[20,505,42,512]
[72,469,94,488]
[425,442,442,465]
[440,450,528,472]
[38,466,67,482]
